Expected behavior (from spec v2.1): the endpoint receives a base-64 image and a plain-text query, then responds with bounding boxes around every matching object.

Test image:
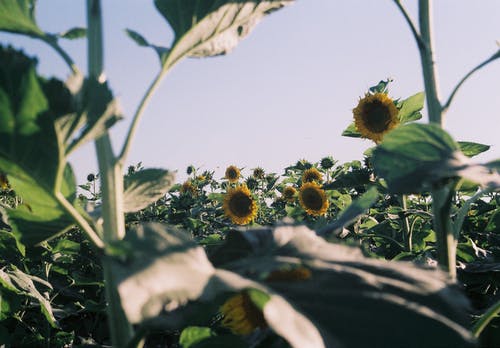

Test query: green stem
[442,49,500,112]
[472,299,500,338]
[418,0,457,279]
[118,67,169,165]
[42,36,81,76]
[400,194,412,252]
[87,1,132,346]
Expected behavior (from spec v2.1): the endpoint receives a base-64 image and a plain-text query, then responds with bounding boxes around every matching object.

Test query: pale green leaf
[154,0,293,69]
[341,122,361,138]
[123,168,175,212]
[179,327,214,348]
[397,91,425,123]
[458,141,490,158]
[0,0,44,37]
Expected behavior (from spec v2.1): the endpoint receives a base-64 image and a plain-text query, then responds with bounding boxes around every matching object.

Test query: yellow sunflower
[299,182,329,216]
[282,185,297,202]
[220,291,267,335]
[252,167,265,179]
[0,172,8,190]
[353,92,399,143]
[302,167,323,183]
[225,165,240,183]
[223,185,258,225]
[180,180,196,195]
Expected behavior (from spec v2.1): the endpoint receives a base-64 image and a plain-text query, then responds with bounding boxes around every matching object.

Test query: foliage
[1,1,499,348]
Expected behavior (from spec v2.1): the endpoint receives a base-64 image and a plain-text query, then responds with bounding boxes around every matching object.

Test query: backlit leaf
[123,168,175,212]
[397,91,424,123]
[0,0,44,37]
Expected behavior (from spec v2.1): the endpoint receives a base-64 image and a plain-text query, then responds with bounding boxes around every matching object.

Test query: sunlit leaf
[123,168,175,212]
[154,0,293,69]
[0,0,44,37]
[458,141,490,158]
[397,91,424,123]
[0,47,78,244]
[179,326,214,348]
[341,122,361,138]
[59,27,86,40]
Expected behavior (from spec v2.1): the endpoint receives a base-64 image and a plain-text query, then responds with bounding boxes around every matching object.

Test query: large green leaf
[372,123,500,193]
[214,224,476,348]
[152,0,293,68]
[0,0,44,37]
[0,47,77,244]
[123,168,175,212]
[112,223,326,348]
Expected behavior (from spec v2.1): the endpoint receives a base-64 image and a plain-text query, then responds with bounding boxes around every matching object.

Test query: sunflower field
[1,1,500,348]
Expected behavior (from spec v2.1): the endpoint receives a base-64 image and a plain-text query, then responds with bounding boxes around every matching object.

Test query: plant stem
[400,194,412,252]
[42,36,81,76]
[472,299,500,338]
[418,0,456,279]
[87,1,132,346]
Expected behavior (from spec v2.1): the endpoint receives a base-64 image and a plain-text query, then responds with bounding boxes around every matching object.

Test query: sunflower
[0,172,8,190]
[302,167,323,183]
[180,180,196,195]
[223,185,258,225]
[265,266,312,282]
[299,182,329,216]
[282,185,297,202]
[220,291,267,335]
[225,165,240,183]
[353,92,399,143]
[252,167,265,179]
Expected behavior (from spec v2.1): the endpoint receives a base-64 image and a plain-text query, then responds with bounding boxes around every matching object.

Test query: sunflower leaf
[123,168,175,212]
[58,27,87,40]
[0,47,79,245]
[125,28,171,64]
[154,0,293,69]
[397,91,424,124]
[0,0,44,38]
[458,141,490,158]
[341,122,362,138]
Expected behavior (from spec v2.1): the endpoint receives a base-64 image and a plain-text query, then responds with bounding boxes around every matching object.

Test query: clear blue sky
[1,1,499,184]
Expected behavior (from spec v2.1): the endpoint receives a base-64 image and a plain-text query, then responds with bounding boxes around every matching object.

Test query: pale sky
[1,1,499,184]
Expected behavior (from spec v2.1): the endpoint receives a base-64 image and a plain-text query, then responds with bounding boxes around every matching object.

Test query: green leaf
[218,224,476,348]
[341,122,362,138]
[372,123,460,193]
[458,141,490,158]
[397,91,424,123]
[123,168,175,212]
[154,0,293,68]
[0,0,44,37]
[485,208,500,233]
[318,187,379,236]
[0,47,78,245]
[3,267,58,328]
[58,27,86,40]
[179,327,214,348]
[125,28,149,47]
[368,79,392,94]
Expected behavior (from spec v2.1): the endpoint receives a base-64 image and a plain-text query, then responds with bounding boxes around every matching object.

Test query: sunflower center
[301,187,323,210]
[363,101,392,133]
[229,192,253,217]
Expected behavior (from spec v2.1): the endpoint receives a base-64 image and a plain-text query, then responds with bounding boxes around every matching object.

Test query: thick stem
[87,1,132,346]
[418,0,442,125]
[418,0,456,279]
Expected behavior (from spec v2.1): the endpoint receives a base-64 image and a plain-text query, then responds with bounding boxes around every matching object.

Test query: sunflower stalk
[400,194,412,252]
[416,0,457,279]
[87,0,133,346]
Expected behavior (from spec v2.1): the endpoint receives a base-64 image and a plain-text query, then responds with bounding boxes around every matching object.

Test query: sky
[1,0,499,184]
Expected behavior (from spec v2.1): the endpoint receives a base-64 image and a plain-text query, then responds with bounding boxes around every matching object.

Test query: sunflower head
[353,92,399,143]
[265,266,312,282]
[302,167,323,183]
[0,172,8,190]
[223,185,258,225]
[320,156,335,170]
[220,291,267,335]
[282,185,297,202]
[252,167,265,179]
[299,182,329,216]
[180,180,196,195]
[225,165,240,183]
